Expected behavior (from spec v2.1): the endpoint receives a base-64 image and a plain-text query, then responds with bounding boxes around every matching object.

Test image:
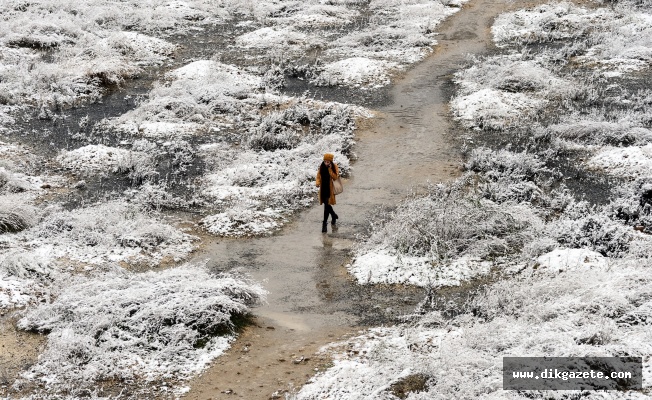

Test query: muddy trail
[182,0,549,399]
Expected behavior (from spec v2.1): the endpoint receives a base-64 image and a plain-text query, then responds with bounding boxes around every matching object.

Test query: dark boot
[331,213,338,225]
[322,221,328,233]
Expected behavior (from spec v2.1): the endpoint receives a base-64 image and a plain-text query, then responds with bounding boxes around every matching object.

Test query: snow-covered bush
[451,53,584,130]
[311,58,399,88]
[124,182,189,211]
[349,178,543,286]
[57,144,157,183]
[0,194,38,233]
[0,251,54,311]
[551,207,634,257]
[492,2,613,45]
[17,264,265,394]
[610,178,652,233]
[464,147,547,180]
[587,144,652,178]
[2,200,196,267]
[104,60,261,138]
[549,118,652,147]
[464,148,558,205]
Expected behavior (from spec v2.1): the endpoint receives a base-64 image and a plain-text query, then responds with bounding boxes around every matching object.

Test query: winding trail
[183,0,544,398]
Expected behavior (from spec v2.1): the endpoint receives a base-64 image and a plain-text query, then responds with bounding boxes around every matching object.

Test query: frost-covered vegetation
[3,0,475,242]
[0,0,468,125]
[97,59,362,236]
[0,198,198,312]
[353,0,652,288]
[299,256,652,399]
[0,0,486,397]
[307,1,652,397]
[15,264,265,397]
[225,0,467,88]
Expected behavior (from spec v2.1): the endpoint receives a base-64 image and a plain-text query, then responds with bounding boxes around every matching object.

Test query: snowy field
[303,0,652,398]
[5,0,652,398]
[0,0,471,397]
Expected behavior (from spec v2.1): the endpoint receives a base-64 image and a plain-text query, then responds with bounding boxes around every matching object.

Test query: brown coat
[316,162,339,205]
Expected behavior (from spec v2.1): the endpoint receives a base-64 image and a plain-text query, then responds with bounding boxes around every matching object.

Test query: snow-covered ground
[348,0,652,289]
[298,254,652,399]
[1,0,475,396]
[302,1,652,397]
[5,0,652,397]
[100,59,364,236]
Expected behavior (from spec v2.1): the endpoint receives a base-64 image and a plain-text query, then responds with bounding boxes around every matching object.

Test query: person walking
[316,153,339,233]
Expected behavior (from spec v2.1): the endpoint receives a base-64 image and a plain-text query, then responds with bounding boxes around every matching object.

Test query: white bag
[332,177,343,195]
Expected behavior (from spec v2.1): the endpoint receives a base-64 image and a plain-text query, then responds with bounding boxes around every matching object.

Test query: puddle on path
[182,0,555,398]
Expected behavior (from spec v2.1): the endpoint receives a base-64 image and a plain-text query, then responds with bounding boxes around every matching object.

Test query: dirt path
[0,0,552,398]
[181,0,547,399]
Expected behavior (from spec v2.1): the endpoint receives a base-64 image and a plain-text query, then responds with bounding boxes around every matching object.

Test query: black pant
[323,203,337,223]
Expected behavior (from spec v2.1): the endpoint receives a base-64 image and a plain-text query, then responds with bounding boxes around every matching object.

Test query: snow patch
[452,88,544,130]
[57,144,148,174]
[535,248,607,273]
[313,57,398,88]
[587,144,652,178]
[349,249,491,287]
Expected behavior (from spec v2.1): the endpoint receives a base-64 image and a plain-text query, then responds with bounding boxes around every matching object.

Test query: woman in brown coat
[316,153,339,233]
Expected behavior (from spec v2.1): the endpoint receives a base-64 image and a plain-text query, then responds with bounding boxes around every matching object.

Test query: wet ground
[182,0,553,398]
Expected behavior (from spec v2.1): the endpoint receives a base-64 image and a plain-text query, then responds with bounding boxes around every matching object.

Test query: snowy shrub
[201,206,284,237]
[312,58,399,88]
[57,144,156,182]
[492,2,613,46]
[105,60,262,137]
[550,119,652,147]
[0,167,32,194]
[353,181,539,270]
[0,250,53,282]
[587,144,652,178]
[246,110,305,151]
[451,88,545,130]
[551,202,634,257]
[464,148,558,205]
[235,26,324,55]
[17,264,265,392]
[4,200,196,267]
[124,182,189,211]
[0,251,54,311]
[454,55,570,96]
[0,194,38,233]
[464,148,547,181]
[261,65,286,91]
[0,141,41,173]
[610,178,652,233]
[451,54,584,130]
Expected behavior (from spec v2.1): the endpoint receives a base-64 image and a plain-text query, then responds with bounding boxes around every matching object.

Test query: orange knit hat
[323,153,334,161]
